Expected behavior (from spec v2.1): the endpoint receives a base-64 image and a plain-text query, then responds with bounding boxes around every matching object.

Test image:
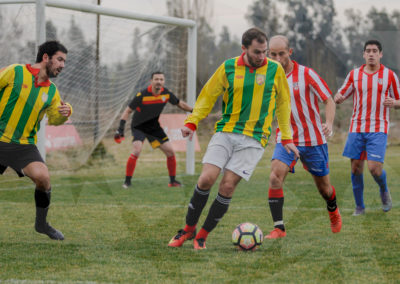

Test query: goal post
[0,0,197,175]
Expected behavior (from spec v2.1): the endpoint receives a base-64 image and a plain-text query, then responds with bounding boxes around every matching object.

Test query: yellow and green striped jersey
[185,54,292,147]
[0,64,71,145]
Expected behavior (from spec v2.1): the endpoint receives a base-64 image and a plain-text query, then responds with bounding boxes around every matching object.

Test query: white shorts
[202,132,265,181]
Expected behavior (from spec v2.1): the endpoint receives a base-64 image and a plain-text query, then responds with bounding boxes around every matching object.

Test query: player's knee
[32,171,51,189]
[219,181,235,197]
[198,174,215,189]
[369,167,382,177]
[269,171,283,188]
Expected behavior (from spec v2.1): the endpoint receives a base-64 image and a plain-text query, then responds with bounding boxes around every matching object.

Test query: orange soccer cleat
[329,208,342,233]
[265,228,287,239]
[168,229,195,247]
[193,238,206,250]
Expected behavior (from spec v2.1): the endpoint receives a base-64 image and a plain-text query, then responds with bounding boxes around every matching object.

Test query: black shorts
[0,141,44,177]
[131,126,169,149]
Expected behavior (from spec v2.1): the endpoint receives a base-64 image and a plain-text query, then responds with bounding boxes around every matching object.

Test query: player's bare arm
[334,92,345,104]
[114,106,133,143]
[322,97,336,137]
[121,106,133,120]
[383,97,400,109]
[177,100,193,112]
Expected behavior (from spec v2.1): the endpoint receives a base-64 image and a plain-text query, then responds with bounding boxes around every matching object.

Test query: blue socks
[372,169,388,194]
[351,173,364,209]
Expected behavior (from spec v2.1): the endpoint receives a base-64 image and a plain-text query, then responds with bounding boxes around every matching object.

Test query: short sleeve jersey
[129,85,179,130]
[276,61,332,146]
[338,64,400,133]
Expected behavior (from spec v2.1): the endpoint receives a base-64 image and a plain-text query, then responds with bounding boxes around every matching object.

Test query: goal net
[0,1,195,170]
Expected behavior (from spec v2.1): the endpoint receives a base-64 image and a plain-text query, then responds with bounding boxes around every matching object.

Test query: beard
[247,54,263,68]
[46,62,61,78]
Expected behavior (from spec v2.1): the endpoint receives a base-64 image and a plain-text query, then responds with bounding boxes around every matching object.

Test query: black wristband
[119,119,126,131]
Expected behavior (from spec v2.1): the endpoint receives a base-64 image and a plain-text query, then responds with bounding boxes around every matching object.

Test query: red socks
[167,156,176,176]
[126,154,138,177]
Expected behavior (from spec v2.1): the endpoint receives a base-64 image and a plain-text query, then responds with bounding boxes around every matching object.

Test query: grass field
[1,139,400,283]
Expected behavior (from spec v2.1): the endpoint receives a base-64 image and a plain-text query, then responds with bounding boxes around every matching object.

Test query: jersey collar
[26,64,51,87]
[237,52,268,72]
[360,63,384,76]
[286,60,298,78]
[147,85,164,95]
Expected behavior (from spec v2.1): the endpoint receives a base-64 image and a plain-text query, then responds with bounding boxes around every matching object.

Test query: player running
[0,41,71,240]
[168,28,298,250]
[334,39,400,215]
[265,35,342,239]
[115,71,192,188]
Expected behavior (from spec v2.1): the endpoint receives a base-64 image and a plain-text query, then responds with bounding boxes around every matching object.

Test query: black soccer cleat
[35,222,65,240]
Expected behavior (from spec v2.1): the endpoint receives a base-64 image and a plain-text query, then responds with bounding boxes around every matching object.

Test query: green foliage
[1,142,400,282]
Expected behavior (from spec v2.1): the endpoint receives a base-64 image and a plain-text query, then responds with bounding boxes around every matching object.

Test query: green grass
[1,140,400,283]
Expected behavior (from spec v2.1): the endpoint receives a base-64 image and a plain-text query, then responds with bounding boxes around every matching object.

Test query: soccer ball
[232,222,263,251]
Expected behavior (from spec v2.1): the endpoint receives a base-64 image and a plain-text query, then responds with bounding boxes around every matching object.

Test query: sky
[100,0,400,38]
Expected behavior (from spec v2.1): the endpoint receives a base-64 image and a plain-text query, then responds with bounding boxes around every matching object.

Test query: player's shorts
[272,143,329,177]
[202,132,264,181]
[131,126,169,149]
[343,132,387,163]
[0,141,44,177]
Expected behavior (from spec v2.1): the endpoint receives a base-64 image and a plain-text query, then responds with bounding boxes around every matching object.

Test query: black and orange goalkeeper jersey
[128,85,179,130]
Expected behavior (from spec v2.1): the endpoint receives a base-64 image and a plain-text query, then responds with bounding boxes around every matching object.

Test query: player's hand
[58,101,71,117]
[334,93,345,104]
[284,143,300,159]
[322,123,333,138]
[181,126,194,141]
[383,97,396,108]
[114,129,125,144]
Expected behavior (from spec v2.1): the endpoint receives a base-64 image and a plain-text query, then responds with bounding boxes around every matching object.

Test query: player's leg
[124,128,145,188]
[350,159,365,215]
[312,174,341,233]
[168,133,229,248]
[192,134,264,249]
[266,143,293,239]
[193,170,242,250]
[168,163,221,247]
[365,133,391,212]
[159,141,181,187]
[343,133,366,215]
[368,160,391,212]
[23,161,64,240]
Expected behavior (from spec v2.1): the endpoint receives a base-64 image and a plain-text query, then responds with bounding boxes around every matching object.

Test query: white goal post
[0,0,197,175]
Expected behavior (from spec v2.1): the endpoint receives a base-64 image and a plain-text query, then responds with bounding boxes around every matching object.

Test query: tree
[246,0,281,36]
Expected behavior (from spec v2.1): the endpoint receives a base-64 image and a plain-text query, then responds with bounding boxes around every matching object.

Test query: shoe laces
[330,211,340,224]
[196,238,205,247]
[174,229,186,240]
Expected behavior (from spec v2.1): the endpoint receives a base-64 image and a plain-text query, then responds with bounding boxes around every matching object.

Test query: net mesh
[0,2,189,168]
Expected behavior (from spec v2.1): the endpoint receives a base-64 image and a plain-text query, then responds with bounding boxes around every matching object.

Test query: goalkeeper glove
[114,120,126,144]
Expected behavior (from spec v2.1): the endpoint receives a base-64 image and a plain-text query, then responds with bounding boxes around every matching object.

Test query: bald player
[265,35,341,239]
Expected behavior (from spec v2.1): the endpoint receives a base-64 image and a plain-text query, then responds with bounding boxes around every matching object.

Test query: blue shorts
[272,143,329,177]
[343,132,387,162]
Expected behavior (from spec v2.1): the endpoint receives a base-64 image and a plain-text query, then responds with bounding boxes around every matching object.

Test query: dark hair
[151,71,164,79]
[35,41,68,63]
[364,39,382,52]
[242,27,268,48]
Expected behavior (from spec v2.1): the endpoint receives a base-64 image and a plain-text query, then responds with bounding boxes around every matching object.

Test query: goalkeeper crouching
[115,71,192,188]
[0,41,72,240]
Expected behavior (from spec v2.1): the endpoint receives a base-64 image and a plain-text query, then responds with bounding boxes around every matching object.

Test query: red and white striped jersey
[277,61,331,146]
[338,64,400,133]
